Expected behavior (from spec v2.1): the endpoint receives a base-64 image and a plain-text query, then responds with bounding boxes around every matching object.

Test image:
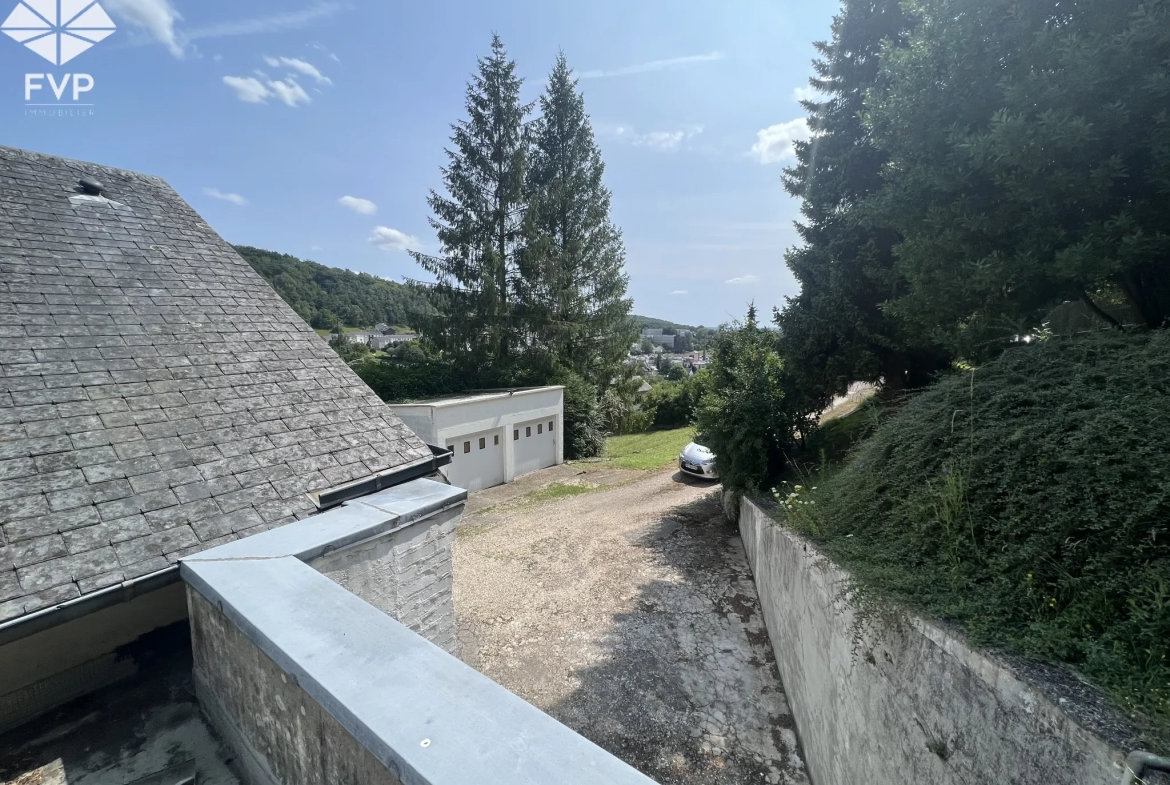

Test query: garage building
[390,387,564,492]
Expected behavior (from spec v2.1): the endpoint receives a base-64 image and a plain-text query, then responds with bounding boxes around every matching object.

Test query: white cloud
[267,78,310,107]
[606,125,703,152]
[369,226,421,253]
[581,51,725,79]
[203,187,248,206]
[311,245,323,251]
[338,196,377,215]
[104,0,183,57]
[751,118,811,164]
[116,1,344,57]
[186,2,342,41]
[725,275,759,285]
[671,290,689,295]
[223,75,310,107]
[793,85,821,103]
[222,76,269,103]
[264,56,332,85]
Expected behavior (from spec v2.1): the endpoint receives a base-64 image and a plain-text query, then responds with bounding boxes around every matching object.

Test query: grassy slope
[600,427,694,470]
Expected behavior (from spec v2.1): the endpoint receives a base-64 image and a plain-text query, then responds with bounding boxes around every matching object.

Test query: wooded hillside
[234,245,428,329]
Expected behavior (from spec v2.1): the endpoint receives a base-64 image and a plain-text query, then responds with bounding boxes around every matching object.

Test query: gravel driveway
[454,468,809,785]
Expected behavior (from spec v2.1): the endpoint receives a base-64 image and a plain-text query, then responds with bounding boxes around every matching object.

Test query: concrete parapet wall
[739,495,1131,785]
[312,507,457,654]
[182,477,655,785]
[189,590,403,785]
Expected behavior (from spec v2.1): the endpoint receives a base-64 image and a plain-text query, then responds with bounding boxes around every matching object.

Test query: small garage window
[479,437,486,450]
[549,420,554,431]
[514,429,519,440]
[463,441,470,453]
[526,426,531,437]
[494,434,500,445]
[538,423,543,434]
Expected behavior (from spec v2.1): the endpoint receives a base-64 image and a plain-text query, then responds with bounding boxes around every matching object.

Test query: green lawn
[600,427,694,470]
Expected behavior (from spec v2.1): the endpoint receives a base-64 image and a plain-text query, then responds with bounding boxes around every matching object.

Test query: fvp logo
[2,0,115,65]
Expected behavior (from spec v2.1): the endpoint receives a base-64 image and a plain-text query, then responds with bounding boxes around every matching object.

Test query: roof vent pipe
[78,176,104,195]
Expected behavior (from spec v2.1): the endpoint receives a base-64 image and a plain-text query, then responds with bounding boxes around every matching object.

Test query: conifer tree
[777,0,950,394]
[522,53,634,387]
[868,0,1170,343]
[410,35,532,375]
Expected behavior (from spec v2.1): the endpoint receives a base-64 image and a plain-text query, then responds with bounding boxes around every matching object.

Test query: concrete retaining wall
[739,495,1130,785]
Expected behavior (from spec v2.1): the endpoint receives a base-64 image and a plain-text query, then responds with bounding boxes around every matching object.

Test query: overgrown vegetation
[778,333,1170,746]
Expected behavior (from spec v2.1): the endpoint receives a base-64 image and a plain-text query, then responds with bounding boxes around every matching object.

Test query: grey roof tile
[0,145,430,621]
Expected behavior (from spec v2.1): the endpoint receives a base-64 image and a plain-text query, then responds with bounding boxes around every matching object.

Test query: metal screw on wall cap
[78,176,104,195]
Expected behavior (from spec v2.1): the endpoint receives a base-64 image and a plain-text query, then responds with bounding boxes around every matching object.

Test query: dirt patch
[454,469,809,785]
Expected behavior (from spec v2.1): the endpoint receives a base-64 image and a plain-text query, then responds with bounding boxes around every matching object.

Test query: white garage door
[513,416,556,478]
[445,429,505,493]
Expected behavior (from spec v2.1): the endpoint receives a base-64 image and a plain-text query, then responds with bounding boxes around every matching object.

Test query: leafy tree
[777,0,950,393]
[522,53,635,386]
[329,333,370,364]
[308,310,336,330]
[644,371,707,429]
[409,35,532,377]
[696,307,813,491]
[868,0,1170,352]
[666,364,687,382]
[639,337,654,354]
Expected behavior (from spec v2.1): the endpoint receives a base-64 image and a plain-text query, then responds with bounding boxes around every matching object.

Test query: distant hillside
[629,314,708,332]
[236,247,703,338]
[235,246,427,330]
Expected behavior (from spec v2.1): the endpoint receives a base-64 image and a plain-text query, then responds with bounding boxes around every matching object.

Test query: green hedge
[787,332,1170,747]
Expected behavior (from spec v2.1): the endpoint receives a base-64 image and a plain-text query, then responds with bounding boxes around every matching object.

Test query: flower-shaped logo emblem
[1,0,115,66]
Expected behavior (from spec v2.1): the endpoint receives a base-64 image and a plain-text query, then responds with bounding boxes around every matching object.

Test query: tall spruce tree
[777,0,950,394]
[410,35,532,377]
[521,54,634,387]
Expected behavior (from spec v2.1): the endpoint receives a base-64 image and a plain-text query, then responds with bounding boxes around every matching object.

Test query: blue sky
[1,0,835,327]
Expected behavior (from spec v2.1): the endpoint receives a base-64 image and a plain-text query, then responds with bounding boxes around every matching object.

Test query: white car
[679,442,719,480]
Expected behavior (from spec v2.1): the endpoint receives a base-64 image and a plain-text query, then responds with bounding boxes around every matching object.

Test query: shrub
[695,309,813,491]
[553,370,606,459]
[352,355,467,403]
[643,372,706,430]
[787,331,1170,746]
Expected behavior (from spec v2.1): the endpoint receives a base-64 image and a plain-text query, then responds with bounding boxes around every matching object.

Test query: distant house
[373,322,391,334]
[385,332,418,345]
[640,328,664,337]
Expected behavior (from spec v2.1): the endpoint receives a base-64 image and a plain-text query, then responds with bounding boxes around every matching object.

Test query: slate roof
[0,146,432,623]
